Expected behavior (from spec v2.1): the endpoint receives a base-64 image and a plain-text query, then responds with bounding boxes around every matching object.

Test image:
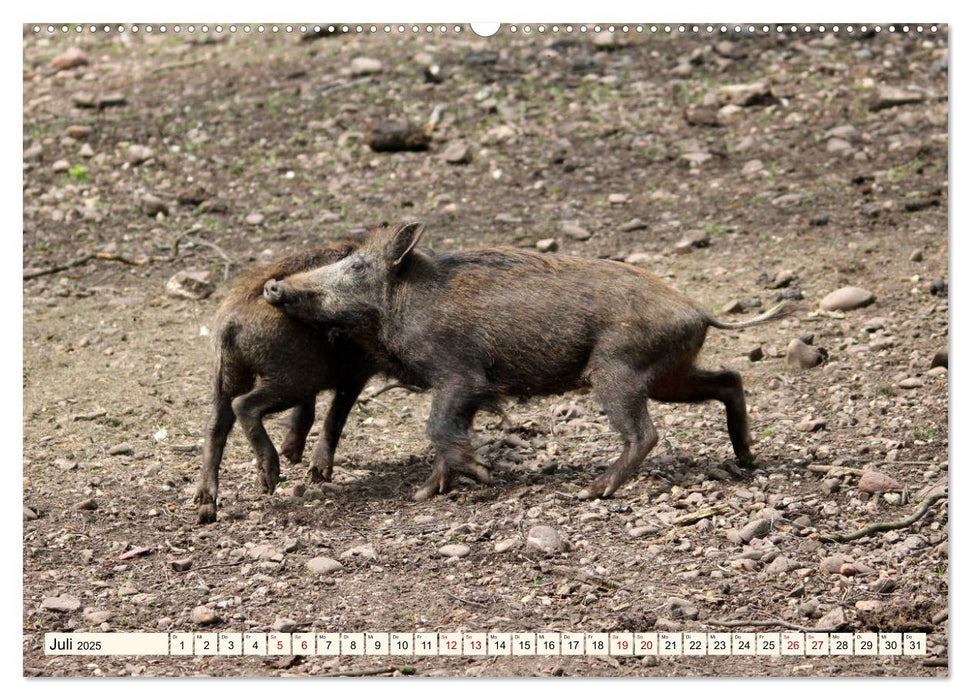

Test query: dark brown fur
[264,223,789,501]
[195,241,377,524]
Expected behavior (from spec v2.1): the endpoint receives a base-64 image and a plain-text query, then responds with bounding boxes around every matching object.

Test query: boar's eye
[349,258,367,272]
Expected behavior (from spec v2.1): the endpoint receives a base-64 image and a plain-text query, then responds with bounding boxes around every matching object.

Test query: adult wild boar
[195,241,377,524]
[263,223,790,502]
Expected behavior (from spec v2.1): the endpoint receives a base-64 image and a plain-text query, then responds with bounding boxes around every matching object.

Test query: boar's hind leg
[280,400,315,465]
[231,385,297,495]
[578,371,659,500]
[195,393,236,523]
[307,375,369,483]
[414,390,494,501]
[650,366,753,468]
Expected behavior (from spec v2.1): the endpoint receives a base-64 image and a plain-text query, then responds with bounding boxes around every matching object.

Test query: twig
[358,383,422,403]
[318,77,371,97]
[23,252,155,280]
[183,235,235,280]
[708,618,814,633]
[671,504,729,527]
[807,464,866,476]
[175,559,247,573]
[551,565,623,590]
[445,590,489,608]
[821,491,948,543]
[318,665,415,677]
[151,59,204,74]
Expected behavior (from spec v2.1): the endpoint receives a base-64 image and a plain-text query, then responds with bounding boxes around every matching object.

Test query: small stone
[607,193,628,204]
[931,349,948,369]
[65,125,94,140]
[814,606,847,631]
[909,249,924,262]
[872,577,896,594]
[526,525,569,555]
[898,377,924,389]
[79,143,94,158]
[629,525,659,538]
[98,93,127,108]
[55,458,78,471]
[250,544,285,562]
[306,557,343,575]
[619,218,647,232]
[72,92,97,108]
[536,238,559,253]
[169,557,193,572]
[51,48,89,71]
[438,543,471,558]
[127,145,155,165]
[441,142,473,164]
[795,418,826,432]
[349,57,383,76]
[765,556,795,575]
[340,544,377,561]
[741,159,765,176]
[870,85,925,112]
[786,339,824,370]
[139,193,169,217]
[858,470,901,494]
[820,286,875,312]
[245,212,265,226]
[738,518,772,543]
[716,82,776,107]
[680,151,712,168]
[561,223,591,241]
[42,595,82,613]
[810,214,830,227]
[624,252,654,266]
[24,505,38,521]
[166,270,215,301]
[827,138,853,152]
[51,160,71,173]
[820,555,850,575]
[73,498,98,511]
[83,609,114,625]
[191,605,220,626]
[272,617,298,633]
[747,346,764,362]
[675,230,710,253]
[494,537,519,553]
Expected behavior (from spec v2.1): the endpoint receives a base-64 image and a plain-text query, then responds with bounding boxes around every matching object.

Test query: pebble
[191,605,220,625]
[526,525,569,554]
[772,193,805,208]
[820,555,850,575]
[52,160,71,173]
[272,617,298,633]
[738,518,772,543]
[561,223,591,241]
[73,498,98,511]
[931,348,948,369]
[786,339,824,370]
[827,138,853,152]
[796,418,826,432]
[765,556,795,575]
[245,212,265,226]
[607,193,628,204]
[870,85,925,112]
[494,537,519,553]
[139,193,169,217]
[340,544,377,561]
[42,595,82,613]
[169,557,193,572]
[680,151,712,168]
[441,142,473,164]
[858,470,901,494]
[65,125,94,140]
[166,270,215,301]
[127,145,155,165]
[349,57,384,76]
[306,557,343,575]
[898,377,924,389]
[820,286,875,312]
[716,82,775,107]
[810,214,830,227]
[84,609,113,625]
[51,48,89,71]
[23,505,38,521]
[629,525,659,538]
[624,252,654,266]
[910,249,924,262]
[79,143,94,158]
[98,93,127,108]
[813,607,846,631]
[741,159,764,176]
[438,543,471,558]
[619,218,647,232]
[250,544,285,562]
[72,92,97,108]
[536,238,559,253]
[747,346,764,362]
[674,230,710,254]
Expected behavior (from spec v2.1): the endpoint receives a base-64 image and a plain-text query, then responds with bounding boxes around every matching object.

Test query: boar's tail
[707,301,794,330]
[211,320,253,402]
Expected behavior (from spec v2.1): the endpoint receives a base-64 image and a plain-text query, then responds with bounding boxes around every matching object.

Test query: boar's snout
[263,279,288,306]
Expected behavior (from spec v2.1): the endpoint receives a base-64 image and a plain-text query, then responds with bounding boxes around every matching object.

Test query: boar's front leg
[306,375,369,483]
[414,387,494,501]
[231,384,297,494]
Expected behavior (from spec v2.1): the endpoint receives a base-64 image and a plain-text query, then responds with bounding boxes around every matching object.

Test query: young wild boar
[195,241,377,524]
[263,223,790,502]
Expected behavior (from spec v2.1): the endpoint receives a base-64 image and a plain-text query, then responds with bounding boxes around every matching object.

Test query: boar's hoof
[197,504,217,524]
[737,453,755,469]
[413,462,453,502]
[457,461,494,485]
[258,470,280,495]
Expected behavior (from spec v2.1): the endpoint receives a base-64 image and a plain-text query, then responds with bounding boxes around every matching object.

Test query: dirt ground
[22,24,948,677]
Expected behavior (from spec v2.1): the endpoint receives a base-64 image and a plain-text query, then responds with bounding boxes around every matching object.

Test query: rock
[127,145,155,165]
[765,556,796,575]
[51,48,89,71]
[747,346,764,362]
[23,505,38,521]
[872,577,896,594]
[619,218,647,232]
[245,212,265,226]
[795,418,826,432]
[714,40,746,59]
[772,193,805,208]
[716,82,776,107]
[191,605,220,625]
[83,609,113,625]
[169,557,193,572]
[51,160,71,173]
[675,230,710,253]
[340,544,377,561]
[931,349,948,369]
[820,286,875,312]
[536,238,559,253]
[250,544,285,562]
[680,151,712,168]
[607,193,628,204]
[24,142,43,160]
[441,142,473,164]
[79,143,94,158]
[814,606,847,631]
[272,617,298,632]
[810,214,830,227]
[741,159,764,176]
[368,120,432,152]
[870,85,925,112]
[624,252,654,266]
[855,600,884,614]
[898,377,924,389]
[766,270,795,289]
[72,92,97,108]
[42,595,82,613]
[629,525,659,538]
[438,543,471,558]
[494,537,519,553]
[306,557,343,575]
[349,57,383,75]
[166,270,215,301]
[738,518,772,543]
[73,498,98,511]
[827,138,853,152]
[65,125,94,140]
[858,470,901,494]
[561,223,591,241]
[786,339,824,370]
[526,525,569,555]
[139,193,169,217]
[909,249,924,262]
[820,555,850,575]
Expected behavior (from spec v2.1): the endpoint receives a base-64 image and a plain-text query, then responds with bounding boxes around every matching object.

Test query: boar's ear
[386,221,426,267]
